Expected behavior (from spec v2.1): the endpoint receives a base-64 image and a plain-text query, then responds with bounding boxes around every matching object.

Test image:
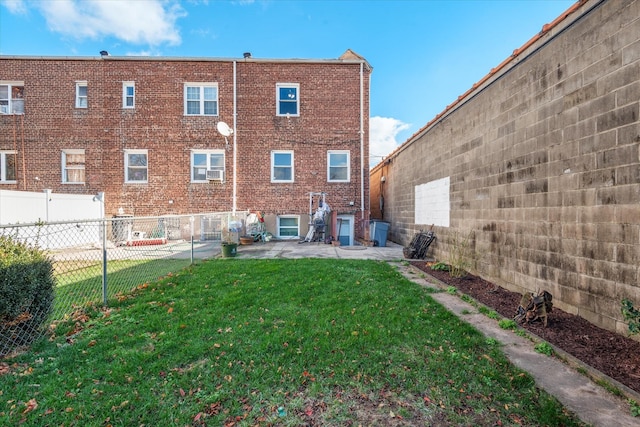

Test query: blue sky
[1,0,575,166]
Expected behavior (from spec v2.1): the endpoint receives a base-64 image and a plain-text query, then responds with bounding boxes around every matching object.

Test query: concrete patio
[230,239,405,261]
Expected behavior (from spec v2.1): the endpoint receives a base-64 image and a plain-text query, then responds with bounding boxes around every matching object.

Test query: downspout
[359,62,365,220]
[233,60,237,214]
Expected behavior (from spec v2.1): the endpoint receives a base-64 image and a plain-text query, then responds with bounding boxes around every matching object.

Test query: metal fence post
[190,216,195,264]
[102,218,108,306]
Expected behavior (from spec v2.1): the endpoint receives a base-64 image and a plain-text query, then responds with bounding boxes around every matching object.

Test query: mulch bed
[410,261,640,395]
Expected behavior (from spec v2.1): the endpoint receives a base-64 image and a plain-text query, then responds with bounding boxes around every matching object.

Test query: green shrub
[0,235,55,353]
[621,299,640,335]
[430,261,450,271]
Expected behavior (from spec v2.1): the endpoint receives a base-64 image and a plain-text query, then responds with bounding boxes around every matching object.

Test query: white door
[336,215,354,246]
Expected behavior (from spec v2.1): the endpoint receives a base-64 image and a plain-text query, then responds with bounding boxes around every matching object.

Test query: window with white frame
[276,83,299,116]
[191,150,225,182]
[0,151,17,182]
[122,82,135,108]
[125,150,148,183]
[0,82,24,115]
[184,83,218,116]
[277,215,299,239]
[75,81,87,108]
[271,150,294,182]
[62,149,86,183]
[327,150,350,182]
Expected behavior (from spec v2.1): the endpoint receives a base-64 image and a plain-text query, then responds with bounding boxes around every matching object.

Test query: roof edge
[371,0,596,173]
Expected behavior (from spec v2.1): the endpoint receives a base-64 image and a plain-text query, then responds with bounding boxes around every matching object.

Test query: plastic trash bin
[221,242,238,257]
[370,220,390,247]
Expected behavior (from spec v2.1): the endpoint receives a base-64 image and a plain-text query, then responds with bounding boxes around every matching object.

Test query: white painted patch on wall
[415,177,450,227]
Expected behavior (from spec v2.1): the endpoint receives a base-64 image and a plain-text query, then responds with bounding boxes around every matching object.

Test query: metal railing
[0,212,247,356]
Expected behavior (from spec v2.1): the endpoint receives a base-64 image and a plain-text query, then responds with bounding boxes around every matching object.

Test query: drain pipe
[359,62,365,220]
[233,60,237,214]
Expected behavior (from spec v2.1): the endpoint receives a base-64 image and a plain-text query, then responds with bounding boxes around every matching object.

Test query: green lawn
[53,258,190,319]
[0,259,584,426]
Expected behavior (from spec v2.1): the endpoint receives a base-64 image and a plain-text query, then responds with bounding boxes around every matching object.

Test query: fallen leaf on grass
[167,307,173,314]
[22,398,38,414]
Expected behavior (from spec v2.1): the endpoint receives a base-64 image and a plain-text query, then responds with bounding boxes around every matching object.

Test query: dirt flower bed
[410,261,640,395]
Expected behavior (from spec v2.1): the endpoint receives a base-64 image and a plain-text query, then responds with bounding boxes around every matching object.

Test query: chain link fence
[0,212,247,357]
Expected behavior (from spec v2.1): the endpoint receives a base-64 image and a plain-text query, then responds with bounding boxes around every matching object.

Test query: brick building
[1,50,371,243]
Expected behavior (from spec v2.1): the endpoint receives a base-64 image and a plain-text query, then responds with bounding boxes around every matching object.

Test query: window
[76,81,87,108]
[184,83,218,116]
[327,150,350,182]
[123,82,135,108]
[62,149,86,183]
[271,151,293,182]
[276,83,299,116]
[0,82,24,115]
[125,150,148,183]
[0,151,16,183]
[191,150,225,182]
[277,215,299,239]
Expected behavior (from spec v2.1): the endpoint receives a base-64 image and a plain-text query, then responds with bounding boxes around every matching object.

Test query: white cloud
[369,116,410,168]
[36,0,186,46]
[2,0,28,14]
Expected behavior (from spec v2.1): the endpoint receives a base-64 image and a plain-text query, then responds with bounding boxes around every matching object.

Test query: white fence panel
[0,189,104,225]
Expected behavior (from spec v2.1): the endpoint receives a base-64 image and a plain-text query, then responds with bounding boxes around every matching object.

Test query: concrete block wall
[372,0,640,335]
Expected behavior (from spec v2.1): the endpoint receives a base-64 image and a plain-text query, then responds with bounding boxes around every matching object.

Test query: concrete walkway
[231,239,406,261]
[227,240,639,426]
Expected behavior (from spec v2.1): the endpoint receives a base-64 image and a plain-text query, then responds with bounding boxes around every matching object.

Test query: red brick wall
[1,57,370,224]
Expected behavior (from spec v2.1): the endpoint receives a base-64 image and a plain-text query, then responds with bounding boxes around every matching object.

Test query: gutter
[233,60,237,214]
[360,62,365,219]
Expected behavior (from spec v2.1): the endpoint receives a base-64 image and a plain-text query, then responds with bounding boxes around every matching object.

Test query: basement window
[0,151,17,183]
[0,82,24,115]
[277,215,299,239]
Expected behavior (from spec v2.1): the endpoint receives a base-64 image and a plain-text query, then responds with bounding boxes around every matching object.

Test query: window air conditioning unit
[206,169,224,181]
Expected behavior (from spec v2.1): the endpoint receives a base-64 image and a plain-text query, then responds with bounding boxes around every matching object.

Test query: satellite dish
[217,121,233,137]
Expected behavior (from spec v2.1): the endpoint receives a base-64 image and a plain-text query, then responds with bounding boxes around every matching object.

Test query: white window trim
[61,149,86,184]
[191,149,225,182]
[184,83,219,116]
[271,150,294,183]
[327,150,351,182]
[122,81,135,109]
[124,149,148,184]
[276,83,300,117]
[75,81,87,109]
[0,150,17,183]
[0,81,25,115]
[277,215,300,240]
